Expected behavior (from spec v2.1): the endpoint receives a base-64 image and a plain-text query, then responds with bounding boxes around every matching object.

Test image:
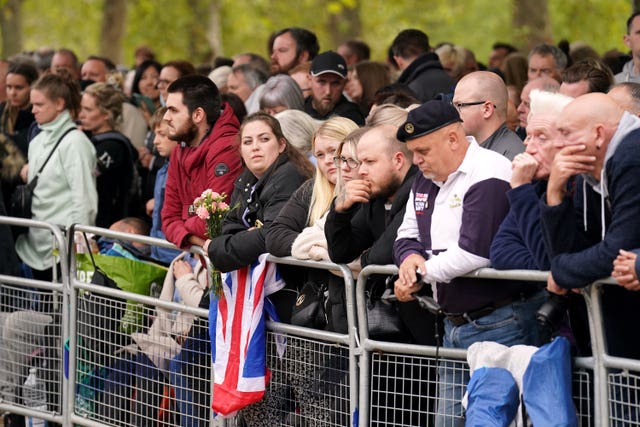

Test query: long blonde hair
[307,117,359,225]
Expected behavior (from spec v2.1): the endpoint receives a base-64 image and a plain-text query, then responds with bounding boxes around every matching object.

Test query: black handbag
[290,280,328,329]
[366,279,406,339]
[10,128,75,226]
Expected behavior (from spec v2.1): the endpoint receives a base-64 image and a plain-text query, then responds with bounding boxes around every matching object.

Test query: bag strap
[82,232,98,270]
[30,127,76,183]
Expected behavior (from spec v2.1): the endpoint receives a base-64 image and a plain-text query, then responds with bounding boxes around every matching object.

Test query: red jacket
[162,103,241,248]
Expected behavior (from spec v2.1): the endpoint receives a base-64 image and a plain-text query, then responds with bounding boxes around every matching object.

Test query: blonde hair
[83,82,126,128]
[435,44,466,80]
[366,103,409,127]
[308,117,359,225]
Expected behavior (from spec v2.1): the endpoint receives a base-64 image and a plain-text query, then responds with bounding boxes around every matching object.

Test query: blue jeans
[435,290,545,427]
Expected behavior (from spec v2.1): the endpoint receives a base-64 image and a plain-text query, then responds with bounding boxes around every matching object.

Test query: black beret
[397,100,462,142]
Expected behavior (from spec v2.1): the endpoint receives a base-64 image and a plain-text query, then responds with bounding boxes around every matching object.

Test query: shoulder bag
[10,127,75,225]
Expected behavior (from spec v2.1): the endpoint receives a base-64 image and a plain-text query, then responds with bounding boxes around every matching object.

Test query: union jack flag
[209,254,285,417]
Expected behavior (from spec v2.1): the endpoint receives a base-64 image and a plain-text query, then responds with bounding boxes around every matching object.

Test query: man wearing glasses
[326,123,417,291]
[452,71,524,160]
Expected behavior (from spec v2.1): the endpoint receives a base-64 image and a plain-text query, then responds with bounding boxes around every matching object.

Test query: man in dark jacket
[391,29,456,102]
[161,75,242,249]
[324,124,423,340]
[304,51,365,125]
[541,93,640,359]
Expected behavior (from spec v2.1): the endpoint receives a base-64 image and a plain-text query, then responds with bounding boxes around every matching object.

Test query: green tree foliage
[3,0,635,66]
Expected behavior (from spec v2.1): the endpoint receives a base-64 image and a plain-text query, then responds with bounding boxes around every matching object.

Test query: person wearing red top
[161,75,241,249]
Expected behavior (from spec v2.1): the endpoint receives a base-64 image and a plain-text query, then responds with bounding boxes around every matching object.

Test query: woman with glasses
[266,117,361,331]
[264,116,360,425]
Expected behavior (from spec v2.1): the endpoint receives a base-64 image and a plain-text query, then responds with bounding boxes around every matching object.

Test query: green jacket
[16,110,98,270]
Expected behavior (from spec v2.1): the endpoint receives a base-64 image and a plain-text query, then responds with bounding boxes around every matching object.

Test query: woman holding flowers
[204,112,313,317]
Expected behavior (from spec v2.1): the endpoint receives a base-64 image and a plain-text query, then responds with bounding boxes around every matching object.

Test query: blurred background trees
[0,0,633,67]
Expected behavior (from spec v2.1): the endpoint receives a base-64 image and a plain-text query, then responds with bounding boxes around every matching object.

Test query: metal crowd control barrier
[356,264,595,427]
[584,279,640,426]
[0,216,69,426]
[66,224,217,427]
[264,255,358,427]
[1,217,637,426]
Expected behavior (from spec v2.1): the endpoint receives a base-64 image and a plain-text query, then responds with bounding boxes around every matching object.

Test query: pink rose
[193,196,202,206]
[210,201,218,211]
[201,189,212,198]
[218,202,229,210]
[211,191,221,199]
[196,205,210,220]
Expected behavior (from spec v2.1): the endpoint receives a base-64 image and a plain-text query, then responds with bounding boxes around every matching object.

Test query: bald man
[608,82,640,116]
[452,71,524,160]
[541,93,640,355]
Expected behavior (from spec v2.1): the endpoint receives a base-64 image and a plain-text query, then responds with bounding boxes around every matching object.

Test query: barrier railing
[0,219,638,426]
[66,224,215,427]
[265,255,358,427]
[0,216,69,426]
[355,264,595,427]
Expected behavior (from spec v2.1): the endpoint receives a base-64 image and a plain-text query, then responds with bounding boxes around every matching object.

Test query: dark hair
[167,75,221,125]
[119,217,150,235]
[492,42,518,54]
[162,60,197,78]
[56,48,79,67]
[372,83,420,107]
[221,92,248,124]
[275,27,320,60]
[240,112,314,178]
[233,53,271,76]
[132,59,162,96]
[562,58,614,93]
[390,29,430,59]
[7,61,39,85]
[352,61,391,112]
[134,45,156,62]
[86,55,116,72]
[343,39,371,62]
[32,70,82,118]
[501,52,528,91]
[627,11,640,33]
[528,44,568,71]
[214,57,234,68]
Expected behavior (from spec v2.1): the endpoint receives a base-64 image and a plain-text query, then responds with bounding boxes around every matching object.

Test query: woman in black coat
[205,112,314,320]
[266,117,361,332]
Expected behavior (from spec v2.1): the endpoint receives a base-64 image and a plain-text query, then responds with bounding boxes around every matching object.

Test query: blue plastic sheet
[466,366,519,426]
[522,337,577,427]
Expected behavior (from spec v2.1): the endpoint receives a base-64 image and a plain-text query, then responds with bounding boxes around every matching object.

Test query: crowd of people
[2,13,640,425]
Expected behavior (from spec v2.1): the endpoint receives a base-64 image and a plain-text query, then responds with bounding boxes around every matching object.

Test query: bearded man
[162,75,241,248]
[303,51,365,125]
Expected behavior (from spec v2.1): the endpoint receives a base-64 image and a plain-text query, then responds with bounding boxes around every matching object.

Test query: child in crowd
[146,107,181,264]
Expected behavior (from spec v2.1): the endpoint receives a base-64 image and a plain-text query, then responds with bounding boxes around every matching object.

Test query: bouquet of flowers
[193,189,232,296]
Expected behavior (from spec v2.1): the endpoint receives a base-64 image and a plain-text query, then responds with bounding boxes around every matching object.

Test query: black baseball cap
[310,51,347,78]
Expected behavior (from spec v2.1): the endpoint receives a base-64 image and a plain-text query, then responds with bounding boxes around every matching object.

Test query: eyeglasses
[451,100,486,112]
[333,156,360,169]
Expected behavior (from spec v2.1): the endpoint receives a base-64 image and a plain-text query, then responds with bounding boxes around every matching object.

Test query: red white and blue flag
[209,254,285,417]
